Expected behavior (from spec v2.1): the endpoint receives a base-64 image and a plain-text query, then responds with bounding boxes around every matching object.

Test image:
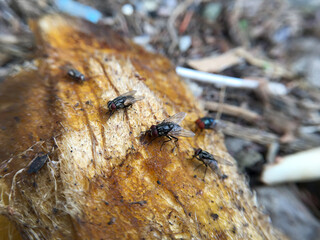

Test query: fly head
[195,119,205,129]
[195,148,202,156]
[108,101,117,111]
[150,125,158,137]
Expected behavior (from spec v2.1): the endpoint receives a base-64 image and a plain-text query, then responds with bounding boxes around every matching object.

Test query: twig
[179,9,194,34]
[299,126,320,134]
[266,142,279,163]
[282,133,320,153]
[176,66,288,95]
[167,0,195,54]
[219,120,279,145]
[298,100,320,110]
[234,48,294,79]
[261,147,320,184]
[205,101,261,123]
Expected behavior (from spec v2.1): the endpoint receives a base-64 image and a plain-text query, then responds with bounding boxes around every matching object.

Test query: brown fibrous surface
[0,15,285,240]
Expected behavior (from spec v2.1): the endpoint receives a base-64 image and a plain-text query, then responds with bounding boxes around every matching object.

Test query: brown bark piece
[0,15,285,240]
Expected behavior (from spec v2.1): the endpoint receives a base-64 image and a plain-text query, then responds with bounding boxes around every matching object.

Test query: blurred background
[1,0,320,239]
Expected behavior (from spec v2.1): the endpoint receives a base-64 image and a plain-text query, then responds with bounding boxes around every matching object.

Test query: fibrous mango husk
[0,15,285,240]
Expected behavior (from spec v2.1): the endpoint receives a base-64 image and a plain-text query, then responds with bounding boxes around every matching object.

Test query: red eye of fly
[195,148,202,155]
[195,119,205,129]
[111,103,117,110]
[150,125,158,137]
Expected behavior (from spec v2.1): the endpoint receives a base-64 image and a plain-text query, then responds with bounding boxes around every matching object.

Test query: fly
[107,90,144,118]
[27,154,49,174]
[195,117,218,130]
[144,112,195,151]
[192,148,232,180]
[67,69,85,82]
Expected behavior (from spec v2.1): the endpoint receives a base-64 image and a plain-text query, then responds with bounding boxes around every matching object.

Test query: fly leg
[193,156,205,171]
[123,108,127,121]
[160,136,172,151]
[193,155,203,171]
[203,164,208,182]
[171,136,179,152]
[147,137,158,146]
[193,160,208,182]
[194,163,204,171]
[124,104,134,120]
[107,110,114,121]
[189,154,195,161]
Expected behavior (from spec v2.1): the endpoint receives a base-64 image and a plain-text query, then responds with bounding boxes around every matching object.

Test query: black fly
[144,112,195,151]
[27,154,49,174]
[192,148,232,180]
[67,69,85,82]
[195,117,218,130]
[107,90,144,118]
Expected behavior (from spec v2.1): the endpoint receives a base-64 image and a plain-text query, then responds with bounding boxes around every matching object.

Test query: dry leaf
[187,48,243,72]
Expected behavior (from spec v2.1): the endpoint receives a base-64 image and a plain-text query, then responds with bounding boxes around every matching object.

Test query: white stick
[176,66,288,95]
[261,147,320,185]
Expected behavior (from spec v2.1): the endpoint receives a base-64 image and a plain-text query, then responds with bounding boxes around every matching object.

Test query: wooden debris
[186,47,294,79]
[234,48,295,79]
[282,134,320,153]
[219,120,279,145]
[256,186,320,240]
[261,147,320,184]
[205,101,261,123]
[263,108,299,143]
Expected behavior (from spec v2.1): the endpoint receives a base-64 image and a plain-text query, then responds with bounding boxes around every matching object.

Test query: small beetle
[27,154,49,174]
[67,69,85,82]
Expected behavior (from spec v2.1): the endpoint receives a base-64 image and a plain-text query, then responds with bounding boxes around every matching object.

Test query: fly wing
[119,90,137,97]
[214,156,233,166]
[213,167,225,178]
[168,125,195,137]
[164,112,187,125]
[124,95,145,106]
